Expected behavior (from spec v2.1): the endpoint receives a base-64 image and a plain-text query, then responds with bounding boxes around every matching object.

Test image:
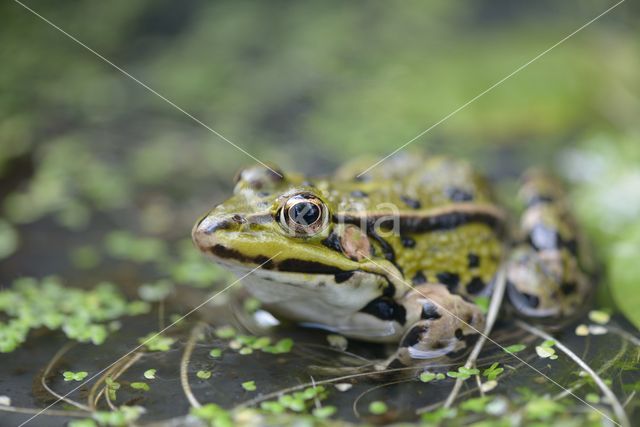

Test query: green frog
[192,155,592,366]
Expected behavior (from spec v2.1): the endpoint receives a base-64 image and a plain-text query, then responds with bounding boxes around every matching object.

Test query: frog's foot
[506,169,592,319]
[385,284,486,367]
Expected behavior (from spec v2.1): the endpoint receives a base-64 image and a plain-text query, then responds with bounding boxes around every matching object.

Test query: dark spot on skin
[365,222,397,264]
[467,253,480,268]
[401,236,416,248]
[321,232,342,253]
[400,325,426,347]
[507,281,541,309]
[277,259,349,275]
[412,271,427,285]
[525,194,555,207]
[560,282,577,295]
[211,245,277,269]
[445,187,474,202]
[361,297,407,325]
[231,214,245,223]
[446,333,479,358]
[401,195,421,209]
[565,239,578,256]
[466,277,485,295]
[382,281,396,298]
[436,272,460,292]
[455,328,464,340]
[334,271,354,283]
[421,303,441,320]
[351,190,368,198]
[301,181,316,187]
[464,313,473,325]
[341,210,504,236]
[257,191,270,197]
[432,341,446,349]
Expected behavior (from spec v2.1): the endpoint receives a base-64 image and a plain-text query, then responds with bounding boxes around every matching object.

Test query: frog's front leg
[506,170,592,318]
[386,283,485,367]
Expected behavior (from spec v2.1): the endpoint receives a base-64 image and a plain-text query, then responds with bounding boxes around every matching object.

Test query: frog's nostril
[202,217,234,235]
[192,217,232,251]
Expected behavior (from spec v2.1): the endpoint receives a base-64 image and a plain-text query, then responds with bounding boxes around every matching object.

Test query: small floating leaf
[312,406,336,418]
[586,393,600,403]
[260,401,285,414]
[63,371,88,382]
[419,372,436,383]
[143,369,156,379]
[209,348,222,358]
[196,370,212,380]
[241,381,256,391]
[588,310,610,325]
[138,332,174,352]
[369,401,388,415]
[215,326,236,339]
[327,334,348,350]
[481,380,498,392]
[130,382,150,392]
[575,324,589,336]
[504,344,526,354]
[535,345,556,359]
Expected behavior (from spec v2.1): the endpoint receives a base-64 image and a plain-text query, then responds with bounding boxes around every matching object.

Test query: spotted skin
[392,284,485,366]
[506,170,591,318]
[192,155,593,368]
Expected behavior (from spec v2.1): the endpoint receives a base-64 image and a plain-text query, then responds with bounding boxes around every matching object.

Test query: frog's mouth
[192,215,408,297]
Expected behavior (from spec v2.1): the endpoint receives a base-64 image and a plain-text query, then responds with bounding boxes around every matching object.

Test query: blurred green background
[0,0,639,325]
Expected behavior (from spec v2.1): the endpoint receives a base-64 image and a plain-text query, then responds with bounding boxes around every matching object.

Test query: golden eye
[279,193,328,236]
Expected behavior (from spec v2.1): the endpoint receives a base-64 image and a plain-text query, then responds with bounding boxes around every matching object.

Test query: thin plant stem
[516,320,630,427]
[442,265,507,409]
[40,342,92,411]
[181,323,206,408]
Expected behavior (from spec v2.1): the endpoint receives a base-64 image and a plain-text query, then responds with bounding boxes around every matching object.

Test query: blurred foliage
[560,132,640,328]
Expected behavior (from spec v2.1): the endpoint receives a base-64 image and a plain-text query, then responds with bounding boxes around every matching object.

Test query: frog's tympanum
[192,155,592,366]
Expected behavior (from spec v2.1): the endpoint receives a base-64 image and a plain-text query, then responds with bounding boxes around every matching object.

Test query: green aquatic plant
[137,332,175,352]
[368,400,388,415]
[63,371,89,382]
[0,277,150,352]
[143,369,156,379]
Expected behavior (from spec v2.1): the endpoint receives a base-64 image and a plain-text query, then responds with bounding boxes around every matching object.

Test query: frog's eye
[279,193,329,236]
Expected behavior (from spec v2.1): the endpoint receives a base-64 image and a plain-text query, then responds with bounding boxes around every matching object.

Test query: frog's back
[332,154,505,299]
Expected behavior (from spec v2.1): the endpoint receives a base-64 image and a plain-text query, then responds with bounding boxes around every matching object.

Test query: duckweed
[63,371,88,382]
[190,403,233,427]
[447,367,480,381]
[196,370,212,380]
[138,332,175,352]
[0,277,150,352]
[209,348,222,358]
[504,344,526,354]
[241,380,256,391]
[482,363,504,381]
[368,401,388,415]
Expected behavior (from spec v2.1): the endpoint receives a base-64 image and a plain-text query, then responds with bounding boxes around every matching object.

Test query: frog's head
[192,164,406,329]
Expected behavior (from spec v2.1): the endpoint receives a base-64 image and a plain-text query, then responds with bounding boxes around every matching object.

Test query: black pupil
[290,201,320,226]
